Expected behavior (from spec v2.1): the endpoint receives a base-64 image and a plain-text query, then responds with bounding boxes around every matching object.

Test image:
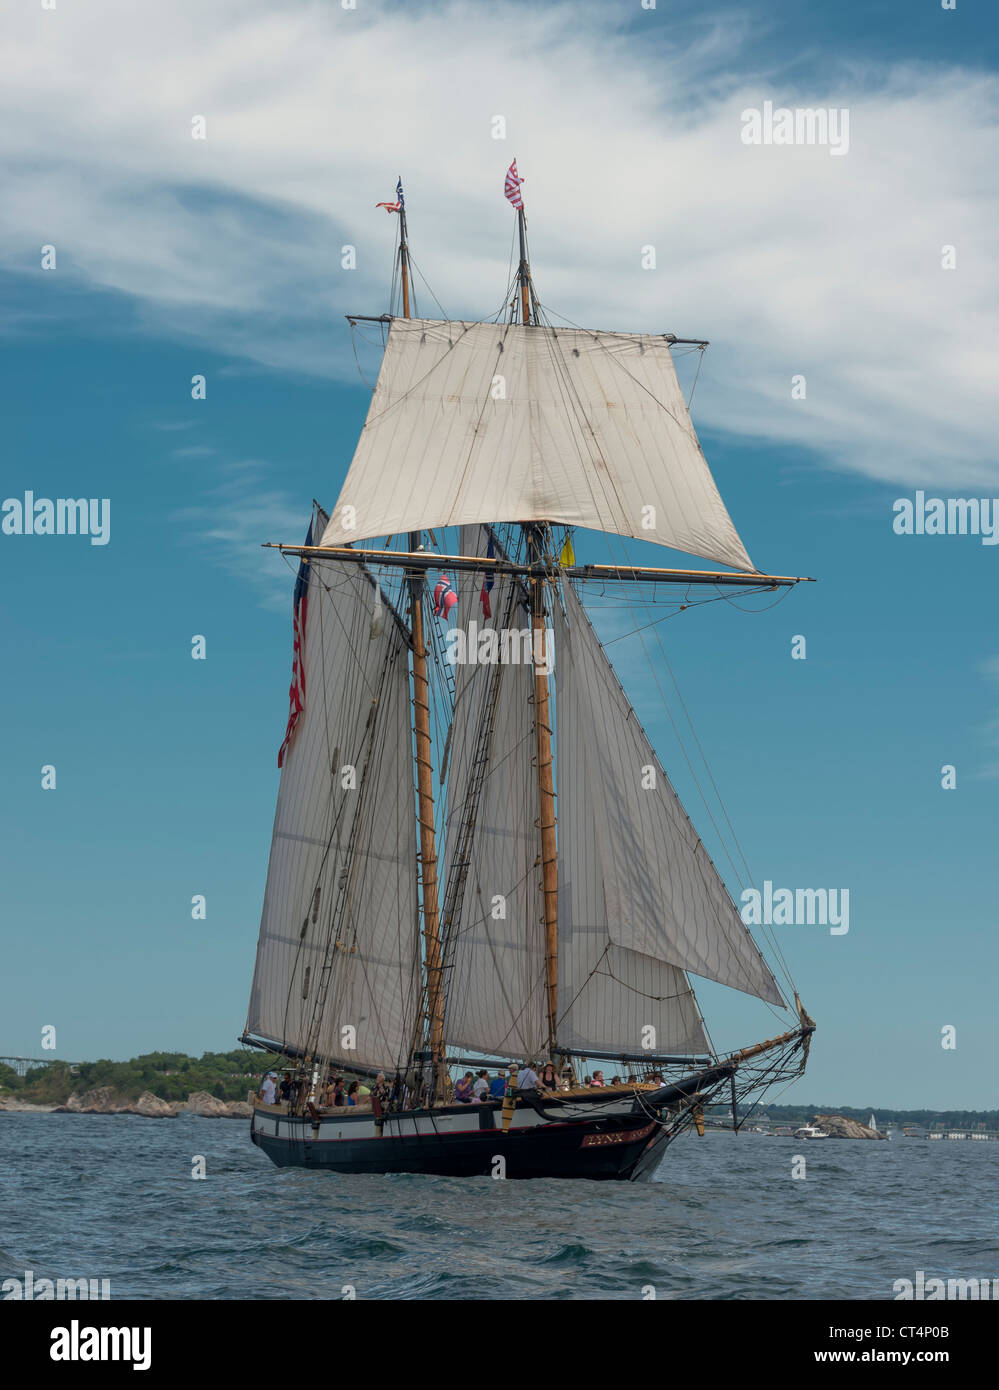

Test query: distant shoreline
[0,1088,252,1119]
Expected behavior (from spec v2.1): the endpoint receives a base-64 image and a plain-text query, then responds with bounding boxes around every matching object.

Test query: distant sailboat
[240,169,817,1180]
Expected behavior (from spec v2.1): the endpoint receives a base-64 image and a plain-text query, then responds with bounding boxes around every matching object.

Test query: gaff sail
[245,541,421,1074]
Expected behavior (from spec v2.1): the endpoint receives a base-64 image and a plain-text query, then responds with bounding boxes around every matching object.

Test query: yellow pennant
[559,535,575,567]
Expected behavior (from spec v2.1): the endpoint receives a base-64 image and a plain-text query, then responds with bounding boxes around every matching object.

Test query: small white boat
[793,1124,829,1139]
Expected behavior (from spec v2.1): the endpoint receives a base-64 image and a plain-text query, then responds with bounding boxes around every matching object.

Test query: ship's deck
[255,1082,662,1119]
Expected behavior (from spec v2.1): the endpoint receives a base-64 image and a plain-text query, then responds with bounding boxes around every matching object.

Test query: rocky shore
[0,1087,253,1118]
[813,1113,886,1139]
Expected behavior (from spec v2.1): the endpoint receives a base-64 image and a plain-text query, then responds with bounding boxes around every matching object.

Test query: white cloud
[2,1,997,485]
[173,460,308,608]
[171,444,218,459]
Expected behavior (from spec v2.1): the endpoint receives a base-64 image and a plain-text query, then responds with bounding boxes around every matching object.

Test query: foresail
[441,526,548,1058]
[555,582,785,1010]
[245,544,420,1072]
[320,319,754,572]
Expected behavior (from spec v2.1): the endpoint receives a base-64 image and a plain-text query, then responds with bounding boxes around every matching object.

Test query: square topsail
[320,319,755,573]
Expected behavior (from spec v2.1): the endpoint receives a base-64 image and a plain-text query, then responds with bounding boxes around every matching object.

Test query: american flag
[376,176,405,213]
[504,159,524,211]
[277,519,315,768]
[479,536,495,619]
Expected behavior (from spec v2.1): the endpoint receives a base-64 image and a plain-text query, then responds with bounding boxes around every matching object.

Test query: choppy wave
[1,1115,996,1300]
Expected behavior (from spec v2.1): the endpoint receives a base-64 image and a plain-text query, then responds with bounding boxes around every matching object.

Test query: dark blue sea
[2,1115,997,1300]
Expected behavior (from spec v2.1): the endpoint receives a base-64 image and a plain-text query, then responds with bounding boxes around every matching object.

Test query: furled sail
[320,319,754,572]
[245,537,421,1072]
[554,582,784,1013]
[440,526,548,1058]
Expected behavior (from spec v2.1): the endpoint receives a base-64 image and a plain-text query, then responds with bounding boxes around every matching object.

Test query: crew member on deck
[517,1061,539,1091]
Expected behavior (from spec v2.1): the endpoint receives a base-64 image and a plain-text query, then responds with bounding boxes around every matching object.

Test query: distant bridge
[0,1056,77,1077]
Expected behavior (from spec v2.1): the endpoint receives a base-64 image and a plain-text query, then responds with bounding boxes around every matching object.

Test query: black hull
[251,1105,671,1181]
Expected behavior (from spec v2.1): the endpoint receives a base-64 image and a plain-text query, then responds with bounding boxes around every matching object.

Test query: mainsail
[437,528,781,1065]
[245,543,421,1073]
[441,527,547,1058]
[319,319,754,573]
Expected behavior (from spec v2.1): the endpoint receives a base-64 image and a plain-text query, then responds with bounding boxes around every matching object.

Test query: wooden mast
[530,524,559,1057]
[517,202,559,1057]
[517,205,531,327]
[398,186,446,1100]
[398,181,411,319]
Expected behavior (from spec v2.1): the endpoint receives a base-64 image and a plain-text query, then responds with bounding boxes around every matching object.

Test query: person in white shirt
[260,1073,277,1105]
[472,1070,490,1100]
[517,1062,539,1090]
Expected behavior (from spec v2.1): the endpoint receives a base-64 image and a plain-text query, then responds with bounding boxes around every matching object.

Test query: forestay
[321,319,754,573]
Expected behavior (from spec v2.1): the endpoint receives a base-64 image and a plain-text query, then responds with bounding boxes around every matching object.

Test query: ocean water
[2,1115,997,1300]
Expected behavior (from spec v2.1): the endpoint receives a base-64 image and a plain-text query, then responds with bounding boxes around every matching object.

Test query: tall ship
[241,167,816,1180]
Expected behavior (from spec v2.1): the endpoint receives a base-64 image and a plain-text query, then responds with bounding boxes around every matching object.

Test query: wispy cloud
[173,460,307,609]
[2,1,997,486]
[171,444,218,459]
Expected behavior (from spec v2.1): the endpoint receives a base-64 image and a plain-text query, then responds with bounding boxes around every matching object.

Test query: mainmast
[398,186,411,319]
[396,183,446,1098]
[529,523,559,1055]
[516,206,531,327]
[516,196,559,1057]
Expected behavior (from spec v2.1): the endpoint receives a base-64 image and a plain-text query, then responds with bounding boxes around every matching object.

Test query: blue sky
[1,0,997,1110]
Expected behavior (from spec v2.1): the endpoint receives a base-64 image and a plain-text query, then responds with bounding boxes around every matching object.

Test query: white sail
[245,543,421,1072]
[320,319,754,573]
[556,657,711,1055]
[441,527,549,1059]
[555,581,784,1009]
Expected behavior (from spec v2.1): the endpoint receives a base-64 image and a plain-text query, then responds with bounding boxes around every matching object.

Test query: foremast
[393,189,448,1100]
